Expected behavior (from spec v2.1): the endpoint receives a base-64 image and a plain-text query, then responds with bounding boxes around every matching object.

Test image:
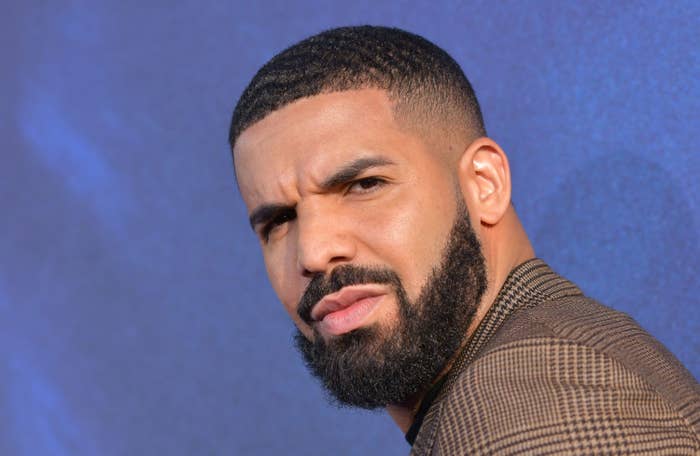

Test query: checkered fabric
[410,259,700,455]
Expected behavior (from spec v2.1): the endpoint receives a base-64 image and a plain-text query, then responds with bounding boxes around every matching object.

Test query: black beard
[293,202,487,409]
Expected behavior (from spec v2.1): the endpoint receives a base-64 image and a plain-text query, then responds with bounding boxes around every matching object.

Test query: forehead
[233,89,427,207]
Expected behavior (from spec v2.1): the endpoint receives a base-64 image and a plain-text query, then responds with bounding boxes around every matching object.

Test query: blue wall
[2,1,698,454]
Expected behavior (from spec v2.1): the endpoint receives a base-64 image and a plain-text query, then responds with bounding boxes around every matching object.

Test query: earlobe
[457,138,512,225]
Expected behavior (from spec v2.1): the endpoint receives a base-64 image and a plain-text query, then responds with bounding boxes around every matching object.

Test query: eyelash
[261,210,296,241]
[346,176,386,194]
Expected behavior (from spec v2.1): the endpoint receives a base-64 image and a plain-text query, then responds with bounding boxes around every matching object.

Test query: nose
[295,205,357,277]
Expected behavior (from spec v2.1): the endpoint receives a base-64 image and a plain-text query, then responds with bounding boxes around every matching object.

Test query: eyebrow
[248,203,293,230]
[248,155,396,231]
[319,156,396,190]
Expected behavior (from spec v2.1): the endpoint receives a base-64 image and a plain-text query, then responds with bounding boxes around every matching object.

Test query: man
[229,26,700,454]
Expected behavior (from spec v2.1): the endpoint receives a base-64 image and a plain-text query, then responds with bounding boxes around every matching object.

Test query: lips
[310,285,388,336]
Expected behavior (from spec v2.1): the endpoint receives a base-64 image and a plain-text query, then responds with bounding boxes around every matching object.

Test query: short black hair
[229,25,486,149]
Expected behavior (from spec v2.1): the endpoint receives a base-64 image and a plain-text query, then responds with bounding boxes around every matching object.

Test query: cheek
[352,187,455,299]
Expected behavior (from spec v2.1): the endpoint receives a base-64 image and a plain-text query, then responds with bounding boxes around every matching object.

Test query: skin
[233,88,535,432]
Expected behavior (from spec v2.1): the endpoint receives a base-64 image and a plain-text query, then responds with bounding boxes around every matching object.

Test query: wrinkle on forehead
[234,90,397,201]
[233,88,460,211]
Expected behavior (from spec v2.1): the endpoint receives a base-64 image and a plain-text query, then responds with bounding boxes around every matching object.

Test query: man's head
[230,26,520,409]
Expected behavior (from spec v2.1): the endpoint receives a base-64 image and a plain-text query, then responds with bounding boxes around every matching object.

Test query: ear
[457,137,512,225]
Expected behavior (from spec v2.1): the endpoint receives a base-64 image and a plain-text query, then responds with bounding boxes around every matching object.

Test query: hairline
[232,84,476,163]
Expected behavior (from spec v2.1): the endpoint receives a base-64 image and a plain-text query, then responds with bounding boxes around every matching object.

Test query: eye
[261,209,296,242]
[347,177,386,194]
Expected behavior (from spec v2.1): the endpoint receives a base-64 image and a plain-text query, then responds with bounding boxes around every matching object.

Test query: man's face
[234,89,486,406]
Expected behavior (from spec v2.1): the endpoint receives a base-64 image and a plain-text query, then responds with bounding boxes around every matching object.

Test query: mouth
[310,284,388,336]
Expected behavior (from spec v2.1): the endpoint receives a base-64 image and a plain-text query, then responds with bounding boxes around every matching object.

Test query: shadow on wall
[532,152,699,376]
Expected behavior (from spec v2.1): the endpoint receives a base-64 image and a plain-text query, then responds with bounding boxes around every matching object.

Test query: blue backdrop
[2,1,698,455]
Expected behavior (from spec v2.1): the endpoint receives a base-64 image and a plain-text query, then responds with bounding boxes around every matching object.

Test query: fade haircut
[229,25,486,149]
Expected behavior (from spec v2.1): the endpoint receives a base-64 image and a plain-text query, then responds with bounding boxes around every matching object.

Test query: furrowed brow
[319,156,396,190]
[247,156,395,231]
[248,203,294,231]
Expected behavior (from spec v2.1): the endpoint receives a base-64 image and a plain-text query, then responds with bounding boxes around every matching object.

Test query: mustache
[297,265,401,324]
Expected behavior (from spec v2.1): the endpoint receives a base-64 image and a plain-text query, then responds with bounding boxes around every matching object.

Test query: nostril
[298,256,326,277]
[296,228,357,277]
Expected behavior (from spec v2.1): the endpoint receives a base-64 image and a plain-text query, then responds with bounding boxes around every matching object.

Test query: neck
[386,206,535,433]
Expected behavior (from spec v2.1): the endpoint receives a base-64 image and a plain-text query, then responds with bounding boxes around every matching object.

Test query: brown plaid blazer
[410,259,700,455]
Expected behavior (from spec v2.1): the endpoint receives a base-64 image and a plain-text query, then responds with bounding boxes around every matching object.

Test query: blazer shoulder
[434,334,700,455]
[486,295,700,421]
[487,296,699,396]
[429,296,700,454]
[483,294,634,347]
